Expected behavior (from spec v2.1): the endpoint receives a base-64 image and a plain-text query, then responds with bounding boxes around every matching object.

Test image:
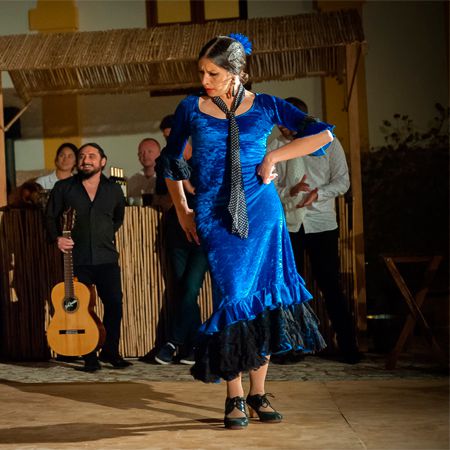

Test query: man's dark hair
[78,142,107,160]
[285,97,308,114]
[159,115,174,131]
[55,142,78,160]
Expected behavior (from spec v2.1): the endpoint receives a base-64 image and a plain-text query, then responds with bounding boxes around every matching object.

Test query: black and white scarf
[212,84,249,239]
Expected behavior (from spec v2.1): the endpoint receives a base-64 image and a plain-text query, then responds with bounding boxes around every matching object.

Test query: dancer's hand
[257,156,278,184]
[177,208,200,245]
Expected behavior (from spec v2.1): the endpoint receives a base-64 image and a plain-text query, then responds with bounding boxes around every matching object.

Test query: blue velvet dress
[161,93,333,382]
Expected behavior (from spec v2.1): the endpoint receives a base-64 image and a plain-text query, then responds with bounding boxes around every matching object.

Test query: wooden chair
[382,255,447,369]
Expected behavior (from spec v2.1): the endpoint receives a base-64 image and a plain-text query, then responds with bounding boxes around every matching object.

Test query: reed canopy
[0,9,365,101]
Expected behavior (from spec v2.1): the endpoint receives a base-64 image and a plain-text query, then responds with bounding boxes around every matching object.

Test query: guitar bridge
[58,329,86,335]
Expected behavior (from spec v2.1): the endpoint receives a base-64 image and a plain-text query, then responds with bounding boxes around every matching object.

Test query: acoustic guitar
[47,208,106,356]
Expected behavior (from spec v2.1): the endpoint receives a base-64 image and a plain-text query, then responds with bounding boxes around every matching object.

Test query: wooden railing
[0,206,213,359]
[0,203,358,360]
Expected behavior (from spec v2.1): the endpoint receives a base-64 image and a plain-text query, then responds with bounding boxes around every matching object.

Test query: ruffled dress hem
[198,276,312,335]
[191,300,326,383]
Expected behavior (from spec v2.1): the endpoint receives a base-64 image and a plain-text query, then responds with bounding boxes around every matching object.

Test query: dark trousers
[167,245,209,351]
[289,227,358,354]
[75,263,123,357]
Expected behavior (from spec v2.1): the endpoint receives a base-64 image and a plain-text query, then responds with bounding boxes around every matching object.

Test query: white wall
[363,0,448,147]
[0,0,36,89]
[0,0,35,34]
[249,0,322,145]
[248,0,313,17]
[9,0,321,178]
[77,0,146,31]
[2,0,448,177]
[13,138,44,170]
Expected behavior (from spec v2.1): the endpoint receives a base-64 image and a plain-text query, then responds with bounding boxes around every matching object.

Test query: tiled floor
[0,353,448,449]
[0,352,446,384]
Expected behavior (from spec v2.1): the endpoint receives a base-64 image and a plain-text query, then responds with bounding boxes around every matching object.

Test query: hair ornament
[228,33,252,55]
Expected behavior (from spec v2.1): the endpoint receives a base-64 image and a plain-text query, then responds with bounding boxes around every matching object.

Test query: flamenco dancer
[160,34,334,429]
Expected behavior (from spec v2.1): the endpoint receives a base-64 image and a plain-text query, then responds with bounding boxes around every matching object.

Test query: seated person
[127,138,161,199]
[7,181,43,208]
[36,143,78,190]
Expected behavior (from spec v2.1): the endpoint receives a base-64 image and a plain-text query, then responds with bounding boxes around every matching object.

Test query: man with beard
[46,143,131,372]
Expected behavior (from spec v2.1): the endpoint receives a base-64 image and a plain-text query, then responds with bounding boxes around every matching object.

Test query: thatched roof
[0,9,364,101]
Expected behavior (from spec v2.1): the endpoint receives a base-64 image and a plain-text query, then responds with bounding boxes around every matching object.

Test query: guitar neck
[62,231,75,299]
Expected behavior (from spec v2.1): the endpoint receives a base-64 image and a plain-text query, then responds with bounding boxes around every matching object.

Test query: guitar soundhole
[63,297,79,313]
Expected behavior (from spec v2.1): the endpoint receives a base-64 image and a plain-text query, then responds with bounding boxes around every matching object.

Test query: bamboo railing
[0,203,354,360]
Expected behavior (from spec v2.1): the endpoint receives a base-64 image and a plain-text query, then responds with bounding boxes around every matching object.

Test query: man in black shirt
[46,142,131,372]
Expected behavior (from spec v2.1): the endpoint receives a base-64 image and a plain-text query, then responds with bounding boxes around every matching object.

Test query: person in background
[46,143,131,372]
[160,115,194,167]
[7,181,43,208]
[36,142,78,190]
[152,116,209,366]
[127,138,161,199]
[269,97,361,365]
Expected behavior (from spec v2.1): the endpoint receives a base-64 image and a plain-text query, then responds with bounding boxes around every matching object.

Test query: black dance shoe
[75,355,101,372]
[246,393,283,423]
[224,396,249,430]
[99,352,133,368]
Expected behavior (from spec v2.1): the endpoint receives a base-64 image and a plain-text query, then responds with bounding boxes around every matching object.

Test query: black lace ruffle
[191,302,326,383]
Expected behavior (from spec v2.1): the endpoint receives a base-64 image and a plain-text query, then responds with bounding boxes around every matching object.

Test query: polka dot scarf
[212,83,248,239]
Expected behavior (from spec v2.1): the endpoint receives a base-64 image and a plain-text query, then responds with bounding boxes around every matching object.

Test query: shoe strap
[225,396,246,415]
[248,393,275,409]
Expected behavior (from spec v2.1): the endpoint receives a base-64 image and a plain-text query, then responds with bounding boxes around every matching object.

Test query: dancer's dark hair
[198,36,249,83]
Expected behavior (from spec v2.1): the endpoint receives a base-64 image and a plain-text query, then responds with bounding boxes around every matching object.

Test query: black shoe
[179,350,195,365]
[224,396,248,430]
[98,352,132,368]
[154,342,176,365]
[55,355,81,362]
[341,351,363,365]
[75,358,101,372]
[246,393,283,423]
[138,349,157,363]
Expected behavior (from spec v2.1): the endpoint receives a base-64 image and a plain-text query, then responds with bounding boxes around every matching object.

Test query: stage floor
[0,354,448,449]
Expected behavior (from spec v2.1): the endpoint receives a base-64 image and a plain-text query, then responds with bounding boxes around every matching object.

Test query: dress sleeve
[271,96,335,156]
[159,97,192,181]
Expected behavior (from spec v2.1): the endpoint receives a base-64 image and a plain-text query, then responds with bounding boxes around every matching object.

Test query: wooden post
[346,43,368,349]
[0,75,7,207]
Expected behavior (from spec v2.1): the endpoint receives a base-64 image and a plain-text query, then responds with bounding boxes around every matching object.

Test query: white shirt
[269,136,350,234]
[126,170,156,197]
[35,171,59,190]
[267,135,307,232]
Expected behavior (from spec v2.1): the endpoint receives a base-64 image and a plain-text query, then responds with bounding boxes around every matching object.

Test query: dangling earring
[232,79,236,97]
[226,78,235,99]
